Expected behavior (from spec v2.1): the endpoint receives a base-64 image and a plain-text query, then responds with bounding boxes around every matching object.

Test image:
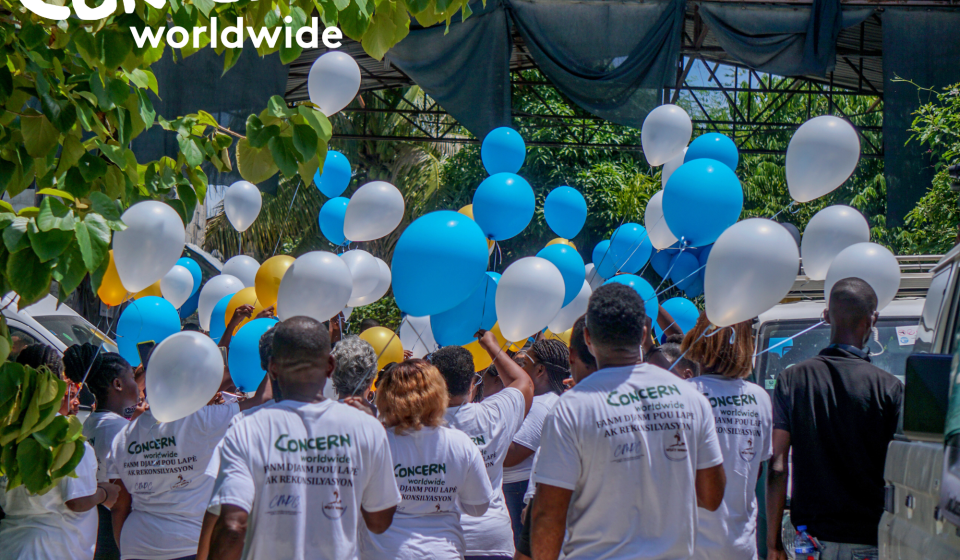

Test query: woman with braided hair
[501,338,570,548]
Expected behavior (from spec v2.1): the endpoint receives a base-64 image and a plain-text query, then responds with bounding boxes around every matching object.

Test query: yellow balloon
[464,339,492,372]
[459,204,495,252]
[98,250,130,306]
[360,326,404,371]
[255,255,294,308]
[544,328,572,345]
[547,237,577,251]
[134,280,162,300]
[225,287,265,335]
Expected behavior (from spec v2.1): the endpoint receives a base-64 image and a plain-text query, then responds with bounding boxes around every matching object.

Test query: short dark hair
[272,316,330,369]
[586,283,647,348]
[570,315,596,368]
[658,342,700,376]
[829,277,879,321]
[61,343,132,405]
[430,346,475,397]
[259,324,278,371]
[360,318,380,332]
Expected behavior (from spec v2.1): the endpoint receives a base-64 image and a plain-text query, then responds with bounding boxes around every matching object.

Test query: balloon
[222,255,260,288]
[651,249,678,278]
[360,327,404,371]
[547,238,577,251]
[314,150,352,197]
[431,272,500,346]
[177,257,202,296]
[544,328,572,345]
[458,204,495,252]
[537,244,586,306]
[584,263,605,291]
[496,257,566,342]
[472,173,535,241]
[800,205,870,281]
[307,51,361,117]
[661,297,700,334]
[663,158,743,247]
[603,275,659,321]
[179,291,200,320]
[787,115,861,203]
[781,223,801,247]
[824,242,900,311]
[255,255,295,308]
[229,318,278,392]
[592,240,611,272]
[276,251,353,323]
[399,315,437,359]
[116,296,182,367]
[113,201,185,293]
[343,181,404,242]
[548,280,591,333]
[340,250,380,301]
[481,127,526,175]
[705,218,799,327]
[160,265,195,309]
[98,250,130,306]
[464,340,493,372]
[319,197,349,246]
[146,332,223,422]
[641,104,692,166]
[392,211,489,317]
[697,244,713,269]
[348,258,391,308]
[600,223,652,278]
[225,287,266,334]
[197,274,243,331]
[684,133,739,171]
[224,181,262,232]
[209,294,234,342]
[544,186,587,239]
[669,252,701,291]
[342,307,353,321]
[645,190,678,250]
[134,281,162,300]
[661,147,687,189]
[684,273,704,298]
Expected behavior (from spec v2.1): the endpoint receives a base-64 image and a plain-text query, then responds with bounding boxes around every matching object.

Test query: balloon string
[770,201,796,221]
[81,292,128,386]
[752,320,826,358]
[653,264,705,298]
[613,227,653,276]
[591,214,629,280]
[494,241,502,272]
[272,178,303,257]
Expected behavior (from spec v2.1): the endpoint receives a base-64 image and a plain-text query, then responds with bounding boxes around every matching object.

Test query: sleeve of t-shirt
[531,402,579,491]
[695,394,724,470]
[483,387,526,437]
[772,371,793,432]
[194,402,240,438]
[104,426,125,480]
[512,400,548,451]
[759,390,774,462]
[458,440,495,506]
[62,442,99,501]
[207,426,256,513]
[360,422,402,513]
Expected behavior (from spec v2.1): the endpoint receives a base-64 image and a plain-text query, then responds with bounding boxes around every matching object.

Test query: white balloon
[348,258,391,307]
[160,265,194,309]
[113,201,185,293]
[400,315,437,359]
[661,147,687,189]
[222,255,260,288]
[342,307,353,321]
[276,251,353,322]
[548,280,592,333]
[641,104,692,166]
[496,257,566,342]
[340,250,379,301]
[800,205,870,281]
[343,181,405,242]
[645,190,679,250]
[146,332,224,422]
[308,51,361,117]
[197,274,243,331]
[705,219,800,327]
[224,181,262,232]
[824,242,900,311]
[584,263,605,290]
[787,116,861,203]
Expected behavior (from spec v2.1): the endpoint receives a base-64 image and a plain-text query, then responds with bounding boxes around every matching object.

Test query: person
[431,334,534,560]
[360,318,380,333]
[682,315,772,560]
[767,278,903,560]
[331,335,378,400]
[502,339,569,547]
[645,334,700,380]
[360,359,495,559]
[17,344,79,415]
[531,283,725,560]
[206,316,401,560]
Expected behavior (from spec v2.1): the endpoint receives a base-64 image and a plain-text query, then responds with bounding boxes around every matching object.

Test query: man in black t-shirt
[767,278,903,560]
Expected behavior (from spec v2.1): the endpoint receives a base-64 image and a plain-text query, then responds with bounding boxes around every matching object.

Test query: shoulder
[484,387,525,412]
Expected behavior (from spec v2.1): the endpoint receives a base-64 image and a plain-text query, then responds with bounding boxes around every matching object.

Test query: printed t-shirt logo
[739,436,757,462]
[171,474,189,489]
[664,429,688,461]
[322,489,347,520]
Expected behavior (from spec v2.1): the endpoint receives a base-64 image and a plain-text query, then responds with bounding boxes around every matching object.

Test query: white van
[2,293,118,360]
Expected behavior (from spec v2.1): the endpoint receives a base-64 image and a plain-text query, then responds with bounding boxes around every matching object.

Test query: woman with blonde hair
[361,359,495,560]
[682,315,773,560]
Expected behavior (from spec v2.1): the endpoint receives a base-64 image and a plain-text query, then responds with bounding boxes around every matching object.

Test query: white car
[2,293,118,361]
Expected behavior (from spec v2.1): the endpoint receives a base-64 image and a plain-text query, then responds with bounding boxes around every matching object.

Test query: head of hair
[16,344,63,375]
[271,317,331,380]
[681,314,754,379]
[376,359,449,434]
[430,345,475,397]
[61,343,132,404]
[331,335,377,398]
[657,341,700,377]
[259,324,277,371]
[359,318,380,332]
[569,315,596,369]
[828,277,879,326]
[531,339,570,394]
[586,283,647,349]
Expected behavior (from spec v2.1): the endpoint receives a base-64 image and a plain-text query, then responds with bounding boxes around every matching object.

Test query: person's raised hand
[228,304,255,326]
[475,329,498,353]
[403,350,413,360]
[255,306,275,320]
[343,396,375,417]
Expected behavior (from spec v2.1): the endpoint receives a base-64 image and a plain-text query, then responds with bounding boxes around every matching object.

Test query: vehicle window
[8,326,40,360]
[915,267,953,354]
[32,315,118,353]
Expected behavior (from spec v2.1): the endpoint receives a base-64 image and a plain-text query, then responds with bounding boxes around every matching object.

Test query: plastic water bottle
[793,525,819,560]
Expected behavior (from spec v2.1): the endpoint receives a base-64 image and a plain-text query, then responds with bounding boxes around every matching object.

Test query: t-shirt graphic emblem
[664,430,688,462]
[171,474,189,489]
[322,489,347,519]
[739,436,757,462]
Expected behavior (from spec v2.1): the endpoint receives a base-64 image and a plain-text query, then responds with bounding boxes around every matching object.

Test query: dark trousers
[503,479,529,550]
[95,504,120,560]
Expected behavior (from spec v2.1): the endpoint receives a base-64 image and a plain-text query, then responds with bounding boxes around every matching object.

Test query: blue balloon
[116,297,182,366]
[544,186,587,239]
[177,257,202,297]
[650,249,678,278]
[684,133,739,171]
[669,252,701,291]
[314,150,352,198]
[592,240,611,269]
[537,245,585,306]
[683,273,704,298]
[602,274,659,320]
[178,290,200,320]
[481,127,525,175]
[663,159,743,247]
[319,197,349,245]
[430,272,500,346]
[228,318,279,392]
[473,173,535,241]
[392,211,490,317]
[209,294,235,343]
[661,297,700,334]
[698,244,713,268]
[599,223,652,278]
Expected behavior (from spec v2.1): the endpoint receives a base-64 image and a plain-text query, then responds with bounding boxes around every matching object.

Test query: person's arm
[766,428,791,560]
[197,511,219,560]
[209,504,247,560]
[219,305,255,348]
[361,505,397,534]
[695,464,726,511]
[531,483,573,560]
[504,442,536,468]
[477,330,534,415]
[110,479,132,548]
[656,306,684,339]
[238,371,273,412]
[65,482,119,512]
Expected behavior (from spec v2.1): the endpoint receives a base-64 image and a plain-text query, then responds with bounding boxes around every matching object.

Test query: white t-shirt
[207,399,402,560]
[204,401,274,481]
[503,391,560,484]
[0,441,99,560]
[523,448,540,505]
[83,410,130,482]
[360,425,495,560]
[444,387,526,557]
[534,363,723,560]
[690,375,773,560]
[105,403,239,560]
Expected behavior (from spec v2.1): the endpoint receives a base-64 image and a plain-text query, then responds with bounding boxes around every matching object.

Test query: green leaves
[27,222,73,263]
[269,136,299,178]
[246,115,280,148]
[298,106,333,140]
[362,0,412,60]
[75,214,111,272]
[7,249,52,306]
[21,114,60,158]
[236,138,279,184]
[292,125,318,161]
[37,197,76,232]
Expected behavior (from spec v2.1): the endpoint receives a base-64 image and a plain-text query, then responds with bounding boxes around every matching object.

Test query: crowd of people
[0,276,902,560]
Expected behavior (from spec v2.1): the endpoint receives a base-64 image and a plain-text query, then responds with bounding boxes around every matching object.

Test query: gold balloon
[547,237,577,251]
[464,339,492,372]
[134,280,162,300]
[225,287,265,335]
[544,328,572,345]
[255,255,294,308]
[98,250,130,306]
[459,204,495,253]
[360,326,404,371]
